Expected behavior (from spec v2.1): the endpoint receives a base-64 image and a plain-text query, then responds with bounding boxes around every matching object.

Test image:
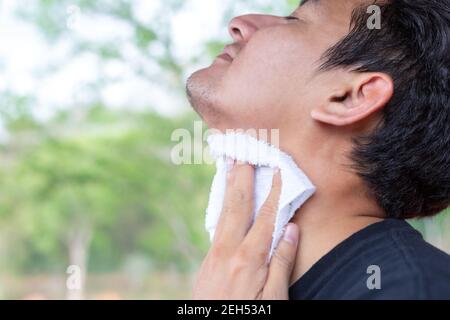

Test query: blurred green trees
[0,0,299,274]
[0,0,236,299]
[0,106,213,274]
[0,0,448,299]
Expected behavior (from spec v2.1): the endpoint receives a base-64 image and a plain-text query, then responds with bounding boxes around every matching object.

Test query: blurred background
[0,0,448,299]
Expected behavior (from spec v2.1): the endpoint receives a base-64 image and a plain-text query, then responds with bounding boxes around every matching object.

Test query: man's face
[187,0,360,132]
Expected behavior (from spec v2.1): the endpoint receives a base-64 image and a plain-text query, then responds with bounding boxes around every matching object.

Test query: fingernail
[284,223,298,246]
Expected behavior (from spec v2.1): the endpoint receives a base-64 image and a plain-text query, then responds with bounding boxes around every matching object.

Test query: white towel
[206,132,316,258]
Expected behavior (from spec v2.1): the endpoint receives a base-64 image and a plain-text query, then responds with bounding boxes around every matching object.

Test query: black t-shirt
[289,219,450,300]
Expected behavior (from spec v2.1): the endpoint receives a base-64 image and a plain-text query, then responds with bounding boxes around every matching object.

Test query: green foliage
[0,0,449,296]
[0,106,212,273]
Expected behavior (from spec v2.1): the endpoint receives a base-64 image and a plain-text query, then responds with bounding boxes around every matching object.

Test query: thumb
[263,223,299,300]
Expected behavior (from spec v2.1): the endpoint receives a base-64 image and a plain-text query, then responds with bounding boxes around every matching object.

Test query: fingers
[263,223,299,300]
[213,160,255,250]
[242,169,282,262]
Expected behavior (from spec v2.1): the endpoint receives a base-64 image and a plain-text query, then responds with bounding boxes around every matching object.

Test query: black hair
[320,0,450,219]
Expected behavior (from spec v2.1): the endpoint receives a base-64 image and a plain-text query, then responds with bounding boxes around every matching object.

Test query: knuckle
[235,188,252,203]
[230,249,251,273]
[272,250,293,270]
[238,245,268,267]
[229,259,247,277]
[235,247,252,262]
[210,243,229,260]
[223,189,252,216]
[221,202,232,215]
[259,204,277,220]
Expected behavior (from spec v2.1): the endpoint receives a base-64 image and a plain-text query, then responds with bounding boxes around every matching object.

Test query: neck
[284,137,385,285]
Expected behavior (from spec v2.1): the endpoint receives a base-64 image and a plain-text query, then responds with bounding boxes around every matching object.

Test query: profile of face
[186,0,393,142]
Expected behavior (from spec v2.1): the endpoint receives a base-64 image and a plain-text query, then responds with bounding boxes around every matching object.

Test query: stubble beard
[185,70,222,126]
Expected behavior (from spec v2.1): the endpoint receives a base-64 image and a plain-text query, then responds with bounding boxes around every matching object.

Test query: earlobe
[311,73,394,127]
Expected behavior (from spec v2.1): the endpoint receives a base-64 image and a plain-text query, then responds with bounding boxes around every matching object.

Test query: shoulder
[289,219,450,300]
[387,224,450,299]
[349,221,450,299]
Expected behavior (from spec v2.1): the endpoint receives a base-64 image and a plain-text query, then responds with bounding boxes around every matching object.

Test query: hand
[192,161,299,300]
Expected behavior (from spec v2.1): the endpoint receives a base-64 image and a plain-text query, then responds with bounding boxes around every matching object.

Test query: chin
[186,69,229,128]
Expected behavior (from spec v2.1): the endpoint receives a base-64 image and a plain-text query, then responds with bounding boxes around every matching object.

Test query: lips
[217,52,233,62]
[216,44,238,63]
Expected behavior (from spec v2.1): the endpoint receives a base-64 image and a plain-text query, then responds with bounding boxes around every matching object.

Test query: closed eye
[285,16,300,21]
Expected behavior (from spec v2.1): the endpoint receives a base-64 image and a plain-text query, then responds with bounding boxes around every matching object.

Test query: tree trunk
[66,223,92,300]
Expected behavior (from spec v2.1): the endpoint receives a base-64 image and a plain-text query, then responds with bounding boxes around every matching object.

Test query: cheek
[221,28,316,111]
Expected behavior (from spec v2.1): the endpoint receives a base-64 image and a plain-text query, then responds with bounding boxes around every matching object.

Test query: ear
[311,73,394,126]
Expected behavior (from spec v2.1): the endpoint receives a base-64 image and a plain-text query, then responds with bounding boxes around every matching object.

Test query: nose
[228,14,285,43]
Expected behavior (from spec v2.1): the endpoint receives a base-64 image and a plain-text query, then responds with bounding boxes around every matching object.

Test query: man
[186,0,450,299]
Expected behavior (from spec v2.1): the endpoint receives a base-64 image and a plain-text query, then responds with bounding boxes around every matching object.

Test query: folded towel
[206,132,316,258]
